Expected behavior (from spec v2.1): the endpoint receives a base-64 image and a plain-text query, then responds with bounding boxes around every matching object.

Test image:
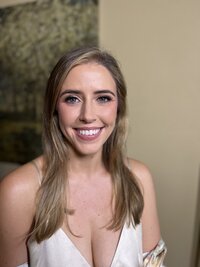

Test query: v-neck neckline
[58,223,126,267]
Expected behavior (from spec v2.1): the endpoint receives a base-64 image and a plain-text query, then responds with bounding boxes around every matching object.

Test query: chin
[72,145,103,158]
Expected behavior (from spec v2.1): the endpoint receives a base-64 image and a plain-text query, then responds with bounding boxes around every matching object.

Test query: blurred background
[0,0,98,163]
[0,0,199,266]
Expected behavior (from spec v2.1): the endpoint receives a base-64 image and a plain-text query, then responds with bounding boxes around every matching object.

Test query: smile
[75,127,103,140]
[78,129,100,136]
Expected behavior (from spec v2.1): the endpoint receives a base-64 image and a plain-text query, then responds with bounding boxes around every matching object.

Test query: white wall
[99,1,200,266]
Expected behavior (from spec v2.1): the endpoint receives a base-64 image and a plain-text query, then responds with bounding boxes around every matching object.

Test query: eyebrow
[60,90,81,97]
[60,89,116,97]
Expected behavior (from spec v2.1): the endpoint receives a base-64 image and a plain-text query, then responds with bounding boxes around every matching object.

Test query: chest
[29,174,143,267]
[29,222,143,267]
[67,174,114,227]
[62,176,120,266]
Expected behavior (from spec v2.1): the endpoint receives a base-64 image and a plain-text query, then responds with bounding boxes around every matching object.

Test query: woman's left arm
[129,159,167,266]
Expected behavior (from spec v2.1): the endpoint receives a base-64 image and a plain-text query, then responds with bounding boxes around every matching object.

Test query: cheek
[57,106,78,125]
[102,105,118,123]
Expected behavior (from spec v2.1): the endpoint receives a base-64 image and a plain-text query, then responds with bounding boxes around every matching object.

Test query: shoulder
[0,155,44,218]
[0,156,43,228]
[0,156,43,266]
[127,158,153,193]
[127,158,161,252]
[0,155,43,205]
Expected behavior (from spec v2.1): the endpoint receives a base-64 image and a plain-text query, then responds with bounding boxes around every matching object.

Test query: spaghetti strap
[31,160,42,185]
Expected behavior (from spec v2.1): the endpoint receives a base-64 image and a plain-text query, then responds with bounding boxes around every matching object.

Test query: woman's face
[56,62,118,157]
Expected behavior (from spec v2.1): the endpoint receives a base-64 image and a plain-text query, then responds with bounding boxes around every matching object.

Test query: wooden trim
[191,169,200,267]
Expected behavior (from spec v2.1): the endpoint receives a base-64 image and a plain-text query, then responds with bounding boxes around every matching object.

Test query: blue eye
[97,96,112,103]
[64,96,80,104]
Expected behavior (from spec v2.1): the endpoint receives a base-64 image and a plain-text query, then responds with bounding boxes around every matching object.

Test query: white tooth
[79,129,100,136]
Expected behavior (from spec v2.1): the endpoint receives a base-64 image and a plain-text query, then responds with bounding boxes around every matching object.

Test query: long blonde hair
[32,46,144,242]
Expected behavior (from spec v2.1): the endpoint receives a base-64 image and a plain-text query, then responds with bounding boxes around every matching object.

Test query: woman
[0,46,166,267]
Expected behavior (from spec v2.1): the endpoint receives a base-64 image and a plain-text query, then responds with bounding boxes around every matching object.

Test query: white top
[18,222,143,267]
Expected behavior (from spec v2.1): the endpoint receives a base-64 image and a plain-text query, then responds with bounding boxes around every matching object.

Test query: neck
[67,151,106,178]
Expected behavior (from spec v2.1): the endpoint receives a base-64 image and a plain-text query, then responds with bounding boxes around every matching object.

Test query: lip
[74,127,104,141]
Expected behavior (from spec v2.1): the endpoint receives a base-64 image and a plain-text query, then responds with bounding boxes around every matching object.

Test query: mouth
[75,127,103,140]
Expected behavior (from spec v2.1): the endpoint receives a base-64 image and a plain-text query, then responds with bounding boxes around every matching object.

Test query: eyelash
[97,96,112,103]
[64,96,80,104]
[64,95,113,104]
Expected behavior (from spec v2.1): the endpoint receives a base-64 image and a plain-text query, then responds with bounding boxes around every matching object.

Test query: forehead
[61,62,116,89]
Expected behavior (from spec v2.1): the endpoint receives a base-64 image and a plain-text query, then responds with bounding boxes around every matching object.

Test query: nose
[79,100,96,123]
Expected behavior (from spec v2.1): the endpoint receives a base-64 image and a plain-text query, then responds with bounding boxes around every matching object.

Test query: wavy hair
[32,46,144,242]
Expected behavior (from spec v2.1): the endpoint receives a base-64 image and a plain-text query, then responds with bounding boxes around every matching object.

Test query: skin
[0,63,160,267]
[57,63,118,158]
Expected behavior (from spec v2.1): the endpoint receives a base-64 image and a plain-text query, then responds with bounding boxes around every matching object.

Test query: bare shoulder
[0,155,44,229]
[127,158,161,252]
[0,155,43,205]
[0,155,43,266]
[127,158,154,192]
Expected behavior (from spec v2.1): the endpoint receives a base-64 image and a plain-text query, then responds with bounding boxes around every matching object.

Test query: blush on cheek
[103,108,117,120]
